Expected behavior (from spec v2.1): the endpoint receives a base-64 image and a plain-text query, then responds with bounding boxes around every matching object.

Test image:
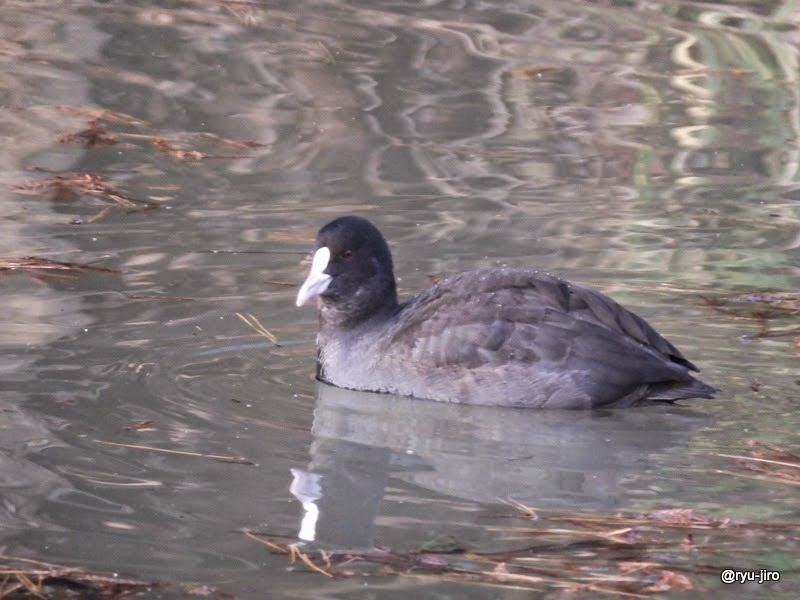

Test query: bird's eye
[342,250,353,259]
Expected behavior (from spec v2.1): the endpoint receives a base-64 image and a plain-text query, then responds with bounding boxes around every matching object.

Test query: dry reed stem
[94,439,252,464]
[235,312,280,344]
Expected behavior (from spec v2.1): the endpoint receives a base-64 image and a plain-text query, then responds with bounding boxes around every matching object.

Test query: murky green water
[1,1,798,598]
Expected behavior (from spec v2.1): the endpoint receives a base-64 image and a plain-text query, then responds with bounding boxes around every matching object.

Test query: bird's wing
[385,269,694,380]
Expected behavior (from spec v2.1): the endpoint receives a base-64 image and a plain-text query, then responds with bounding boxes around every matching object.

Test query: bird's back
[355,268,716,408]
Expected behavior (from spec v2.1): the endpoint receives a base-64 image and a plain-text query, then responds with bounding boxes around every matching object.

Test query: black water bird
[296,216,717,408]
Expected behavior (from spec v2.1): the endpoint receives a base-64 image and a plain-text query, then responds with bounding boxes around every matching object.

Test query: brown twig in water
[244,531,333,577]
[57,106,146,126]
[94,440,253,464]
[13,171,152,210]
[83,206,113,224]
[497,496,539,519]
[58,120,117,146]
[716,453,800,470]
[716,440,800,484]
[247,533,697,595]
[235,312,280,345]
[0,256,119,274]
[0,555,152,599]
[247,498,800,594]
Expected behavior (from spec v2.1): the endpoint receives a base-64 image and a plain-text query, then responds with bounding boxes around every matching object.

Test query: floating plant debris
[58,120,117,146]
[0,555,154,599]
[123,420,157,432]
[13,171,151,211]
[247,500,799,595]
[703,291,800,339]
[236,312,280,345]
[0,256,118,276]
[53,104,265,160]
[93,439,254,465]
[57,106,146,126]
[705,291,800,319]
[717,440,800,485]
[510,65,561,78]
[149,137,206,160]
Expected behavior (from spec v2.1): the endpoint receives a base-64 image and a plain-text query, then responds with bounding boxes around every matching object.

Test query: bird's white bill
[296,246,333,306]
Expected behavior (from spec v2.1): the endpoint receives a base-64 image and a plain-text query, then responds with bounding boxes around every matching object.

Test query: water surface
[1,0,799,598]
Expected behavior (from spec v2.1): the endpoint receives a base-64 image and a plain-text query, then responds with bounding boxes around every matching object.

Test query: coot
[296,216,717,408]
